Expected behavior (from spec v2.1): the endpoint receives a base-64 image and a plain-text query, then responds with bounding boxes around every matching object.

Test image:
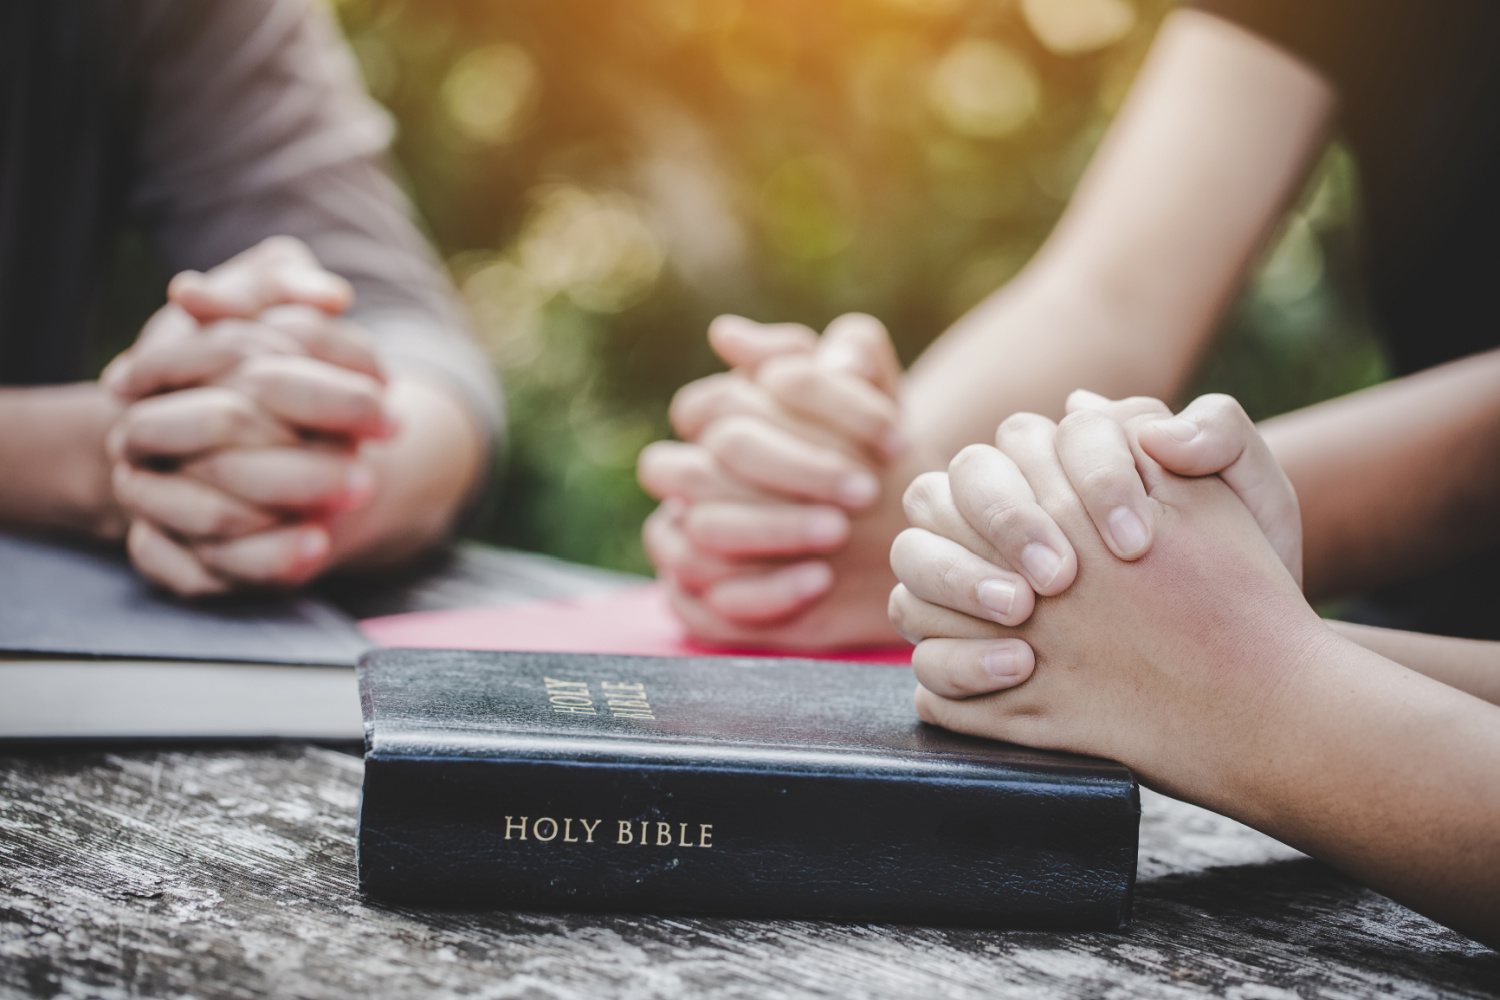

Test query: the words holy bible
[356,649,1139,928]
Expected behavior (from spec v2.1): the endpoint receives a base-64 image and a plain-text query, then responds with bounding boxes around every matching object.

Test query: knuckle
[934,553,970,601]
[1075,461,1128,500]
[201,502,247,538]
[996,411,1049,440]
[699,415,762,457]
[1057,406,1099,428]
[116,408,149,449]
[902,472,948,523]
[682,460,723,496]
[756,356,812,396]
[1120,395,1169,413]
[1204,392,1252,428]
[1056,407,1109,437]
[258,234,308,260]
[886,584,919,639]
[635,442,671,485]
[670,375,743,435]
[979,499,1035,548]
[209,397,253,442]
[949,443,993,473]
[887,527,924,569]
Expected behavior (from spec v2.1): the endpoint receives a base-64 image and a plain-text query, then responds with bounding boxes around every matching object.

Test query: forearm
[903,10,1333,459]
[1216,631,1500,947]
[1261,348,1500,601]
[328,374,487,570]
[1327,620,1500,706]
[0,383,124,539]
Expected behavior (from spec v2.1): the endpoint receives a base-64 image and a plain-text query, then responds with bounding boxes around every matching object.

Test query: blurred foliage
[103,0,1389,573]
[329,0,1388,573]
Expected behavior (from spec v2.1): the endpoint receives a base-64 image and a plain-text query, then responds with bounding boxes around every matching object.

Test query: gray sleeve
[119,0,503,440]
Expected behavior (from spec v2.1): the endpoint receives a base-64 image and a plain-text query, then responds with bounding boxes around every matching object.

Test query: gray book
[0,532,371,740]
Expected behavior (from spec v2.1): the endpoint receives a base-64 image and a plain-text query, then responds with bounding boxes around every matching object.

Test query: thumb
[169,237,352,322]
[817,313,902,397]
[707,315,818,370]
[1135,394,1303,588]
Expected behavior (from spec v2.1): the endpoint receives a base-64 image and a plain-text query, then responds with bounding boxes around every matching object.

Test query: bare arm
[1261,347,1500,602]
[893,419,1500,948]
[903,9,1335,457]
[0,385,123,539]
[640,10,1337,646]
[1328,620,1500,707]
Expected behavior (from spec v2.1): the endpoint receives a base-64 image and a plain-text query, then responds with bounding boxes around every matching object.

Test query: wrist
[1131,600,1335,813]
[1176,618,1354,822]
[0,384,126,539]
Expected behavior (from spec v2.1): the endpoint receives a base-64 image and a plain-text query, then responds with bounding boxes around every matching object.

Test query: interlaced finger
[111,388,297,462]
[756,353,904,461]
[126,519,230,597]
[1054,408,1156,560]
[638,442,771,503]
[700,415,880,509]
[887,583,1009,644]
[948,437,1078,595]
[889,527,1035,627]
[911,637,1036,699]
[680,500,850,558]
[114,463,279,540]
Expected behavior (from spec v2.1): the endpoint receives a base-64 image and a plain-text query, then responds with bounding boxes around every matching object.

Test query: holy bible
[356,649,1140,927]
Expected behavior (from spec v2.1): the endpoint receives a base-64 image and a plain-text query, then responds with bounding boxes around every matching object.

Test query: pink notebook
[359,582,912,664]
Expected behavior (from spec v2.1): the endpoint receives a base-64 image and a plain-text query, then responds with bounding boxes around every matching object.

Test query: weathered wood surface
[2,544,1496,998]
[3,746,1494,1000]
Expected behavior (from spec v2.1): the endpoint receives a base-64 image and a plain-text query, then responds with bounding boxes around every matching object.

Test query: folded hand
[102,238,397,595]
[888,403,1319,796]
[638,313,914,647]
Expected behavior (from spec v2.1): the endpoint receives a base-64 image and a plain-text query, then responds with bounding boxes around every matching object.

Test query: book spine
[357,756,1138,928]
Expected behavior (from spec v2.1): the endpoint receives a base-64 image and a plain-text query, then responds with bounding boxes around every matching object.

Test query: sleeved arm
[120,0,503,441]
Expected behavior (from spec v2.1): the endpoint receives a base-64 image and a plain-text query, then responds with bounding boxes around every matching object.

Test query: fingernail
[1021,543,1063,589]
[298,528,329,561]
[344,464,375,505]
[818,342,862,373]
[284,270,348,303]
[879,427,907,461]
[836,471,879,508]
[1108,506,1148,556]
[1151,417,1199,443]
[787,561,834,598]
[981,645,1024,682]
[976,579,1017,620]
[803,509,848,548]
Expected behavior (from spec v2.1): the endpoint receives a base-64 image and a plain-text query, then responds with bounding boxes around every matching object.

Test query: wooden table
[3,544,1496,999]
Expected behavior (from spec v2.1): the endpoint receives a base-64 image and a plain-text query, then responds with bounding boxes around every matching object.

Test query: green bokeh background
[112,0,1392,574]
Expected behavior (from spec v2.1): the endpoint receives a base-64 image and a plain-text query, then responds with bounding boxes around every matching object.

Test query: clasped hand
[890,391,1318,796]
[638,313,916,648]
[102,237,395,595]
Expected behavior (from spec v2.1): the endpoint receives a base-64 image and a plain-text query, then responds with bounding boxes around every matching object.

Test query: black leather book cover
[357,648,1139,927]
[0,531,370,666]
